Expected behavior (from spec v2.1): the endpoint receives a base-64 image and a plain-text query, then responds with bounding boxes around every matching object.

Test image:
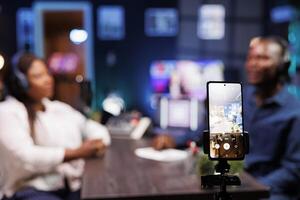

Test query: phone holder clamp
[201,130,249,200]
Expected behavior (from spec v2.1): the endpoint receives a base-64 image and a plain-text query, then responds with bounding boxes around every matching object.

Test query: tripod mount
[201,159,241,200]
[201,130,249,200]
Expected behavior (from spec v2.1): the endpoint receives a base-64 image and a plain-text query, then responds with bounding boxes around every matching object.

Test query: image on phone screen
[207,82,244,159]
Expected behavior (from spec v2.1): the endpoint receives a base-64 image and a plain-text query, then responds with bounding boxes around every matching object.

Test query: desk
[82,139,269,200]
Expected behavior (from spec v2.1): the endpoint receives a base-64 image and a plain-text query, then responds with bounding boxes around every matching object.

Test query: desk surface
[82,139,269,200]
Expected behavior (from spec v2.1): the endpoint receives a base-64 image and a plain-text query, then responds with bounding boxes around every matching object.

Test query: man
[153,36,300,199]
[244,36,300,200]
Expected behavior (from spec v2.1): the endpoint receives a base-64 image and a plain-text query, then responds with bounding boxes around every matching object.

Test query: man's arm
[258,118,300,194]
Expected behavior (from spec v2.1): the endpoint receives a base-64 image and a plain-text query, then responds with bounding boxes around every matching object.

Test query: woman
[0,52,111,200]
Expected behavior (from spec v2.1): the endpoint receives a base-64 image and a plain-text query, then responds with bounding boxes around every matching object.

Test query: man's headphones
[10,52,30,92]
[262,36,291,82]
[273,36,290,64]
[272,36,291,82]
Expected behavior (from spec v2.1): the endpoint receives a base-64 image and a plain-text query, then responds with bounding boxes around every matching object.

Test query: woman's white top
[0,96,111,197]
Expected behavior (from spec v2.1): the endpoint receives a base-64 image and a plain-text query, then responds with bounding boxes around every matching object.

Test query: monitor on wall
[150,60,224,101]
[145,8,178,37]
[97,6,125,40]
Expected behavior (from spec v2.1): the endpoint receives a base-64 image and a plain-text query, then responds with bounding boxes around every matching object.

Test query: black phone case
[207,81,245,160]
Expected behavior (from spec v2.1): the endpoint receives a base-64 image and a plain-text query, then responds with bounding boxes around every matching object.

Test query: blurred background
[0,0,299,130]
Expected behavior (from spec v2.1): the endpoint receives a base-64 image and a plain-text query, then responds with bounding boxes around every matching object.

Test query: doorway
[34,2,94,111]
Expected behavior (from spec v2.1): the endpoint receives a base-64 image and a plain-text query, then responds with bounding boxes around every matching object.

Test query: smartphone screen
[207,82,244,160]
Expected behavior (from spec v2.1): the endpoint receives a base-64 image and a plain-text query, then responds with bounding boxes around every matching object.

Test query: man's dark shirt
[244,85,300,198]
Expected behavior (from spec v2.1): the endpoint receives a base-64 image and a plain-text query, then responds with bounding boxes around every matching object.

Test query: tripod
[201,160,241,200]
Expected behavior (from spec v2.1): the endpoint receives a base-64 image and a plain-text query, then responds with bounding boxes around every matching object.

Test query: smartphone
[207,81,245,160]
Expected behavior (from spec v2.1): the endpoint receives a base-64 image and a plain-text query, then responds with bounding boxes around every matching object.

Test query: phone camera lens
[224,84,226,86]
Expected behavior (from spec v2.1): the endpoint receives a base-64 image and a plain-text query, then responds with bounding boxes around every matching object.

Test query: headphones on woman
[7,52,33,99]
[11,52,30,92]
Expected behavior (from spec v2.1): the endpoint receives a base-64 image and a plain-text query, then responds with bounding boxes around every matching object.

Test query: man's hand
[151,135,176,150]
